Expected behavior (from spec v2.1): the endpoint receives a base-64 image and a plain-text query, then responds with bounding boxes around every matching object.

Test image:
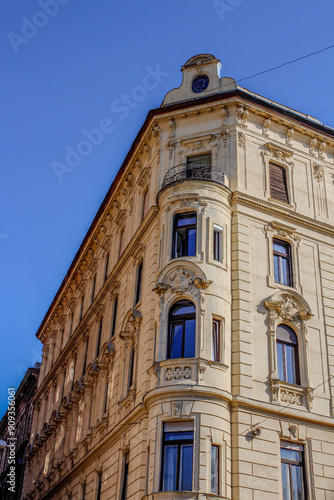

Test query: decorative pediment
[265,290,313,321]
[264,221,300,242]
[154,262,212,296]
[263,142,294,165]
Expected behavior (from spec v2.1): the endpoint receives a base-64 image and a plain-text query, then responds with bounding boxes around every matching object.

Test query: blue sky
[1,0,334,416]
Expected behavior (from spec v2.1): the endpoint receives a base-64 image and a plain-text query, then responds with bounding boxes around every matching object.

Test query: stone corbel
[137,166,151,189]
[115,209,127,227]
[132,243,145,263]
[153,283,170,296]
[192,277,213,290]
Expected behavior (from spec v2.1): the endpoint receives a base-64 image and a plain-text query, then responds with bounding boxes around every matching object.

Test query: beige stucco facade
[23,55,334,500]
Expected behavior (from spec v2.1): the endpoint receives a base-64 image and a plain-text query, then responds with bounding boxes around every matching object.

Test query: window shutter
[269,163,289,203]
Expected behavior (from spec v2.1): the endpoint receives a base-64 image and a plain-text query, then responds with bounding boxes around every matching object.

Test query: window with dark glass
[172,212,197,258]
[69,313,74,338]
[104,252,109,283]
[213,225,223,262]
[281,442,306,500]
[81,482,86,500]
[135,262,143,305]
[211,445,219,494]
[168,301,196,359]
[121,452,129,500]
[186,153,211,169]
[142,189,149,220]
[91,276,96,304]
[82,339,89,377]
[277,325,300,385]
[270,163,289,203]
[96,472,102,500]
[161,422,193,492]
[79,295,84,321]
[273,239,293,286]
[128,347,135,391]
[212,319,221,362]
[103,378,109,414]
[119,230,124,257]
[111,297,118,337]
[95,320,103,359]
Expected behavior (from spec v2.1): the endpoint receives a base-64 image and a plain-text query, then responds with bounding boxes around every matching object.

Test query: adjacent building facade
[23,55,334,500]
[0,363,40,499]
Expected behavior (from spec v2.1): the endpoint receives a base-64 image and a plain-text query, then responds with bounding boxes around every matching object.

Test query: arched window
[168,301,196,359]
[276,324,299,385]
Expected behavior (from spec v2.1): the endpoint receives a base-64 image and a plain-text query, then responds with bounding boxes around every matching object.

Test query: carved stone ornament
[263,117,271,137]
[289,424,298,437]
[221,105,228,127]
[165,366,192,381]
[238,131,245,148]
[137,166,151,188]
[115,209,127,227]
[277,296,299,320]
[169,117,175,139]
[120,309,142,339]
[263,142,294,165]
[264,222,300,242]
[313,163,324,182]
[281,389,302,405]
[171,402,181,417]
[152,122,162,139]
[236,105,249,128]
[310,137,317,156]
[169,267,192,293]
[318,140,326,159]
[286,127,294,146]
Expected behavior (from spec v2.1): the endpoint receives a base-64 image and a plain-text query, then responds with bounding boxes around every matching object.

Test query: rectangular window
[96,472,102,500]
[69,313,74,338]
[213,225,223,262]
[103,378,109,414]
[270,163,289,203]
[273,239,293,286]
[211,445,219,494]
[172,212,197,259]
[135,262,143,304]
[91,276,96,304]
[111,297,118,337]
[96,320,103,359]
[187,153,211,169]
[281,442,306,500]
[142,189,149,220]
[212,319,221,362]
[82,339,89,377]
[161,422,193,492]
[60,329,64,352]
[121,452,129,500]
[79,295,84,321]
[104,252,109,283]
[119,230,124,257]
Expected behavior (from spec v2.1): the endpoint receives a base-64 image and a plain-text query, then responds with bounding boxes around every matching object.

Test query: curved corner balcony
[162,163,226,189]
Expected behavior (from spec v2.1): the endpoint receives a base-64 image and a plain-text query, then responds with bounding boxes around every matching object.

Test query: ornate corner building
[23,55,334,500]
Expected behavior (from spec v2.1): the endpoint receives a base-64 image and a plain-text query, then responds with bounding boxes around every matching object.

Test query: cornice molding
[231,191,334,238]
